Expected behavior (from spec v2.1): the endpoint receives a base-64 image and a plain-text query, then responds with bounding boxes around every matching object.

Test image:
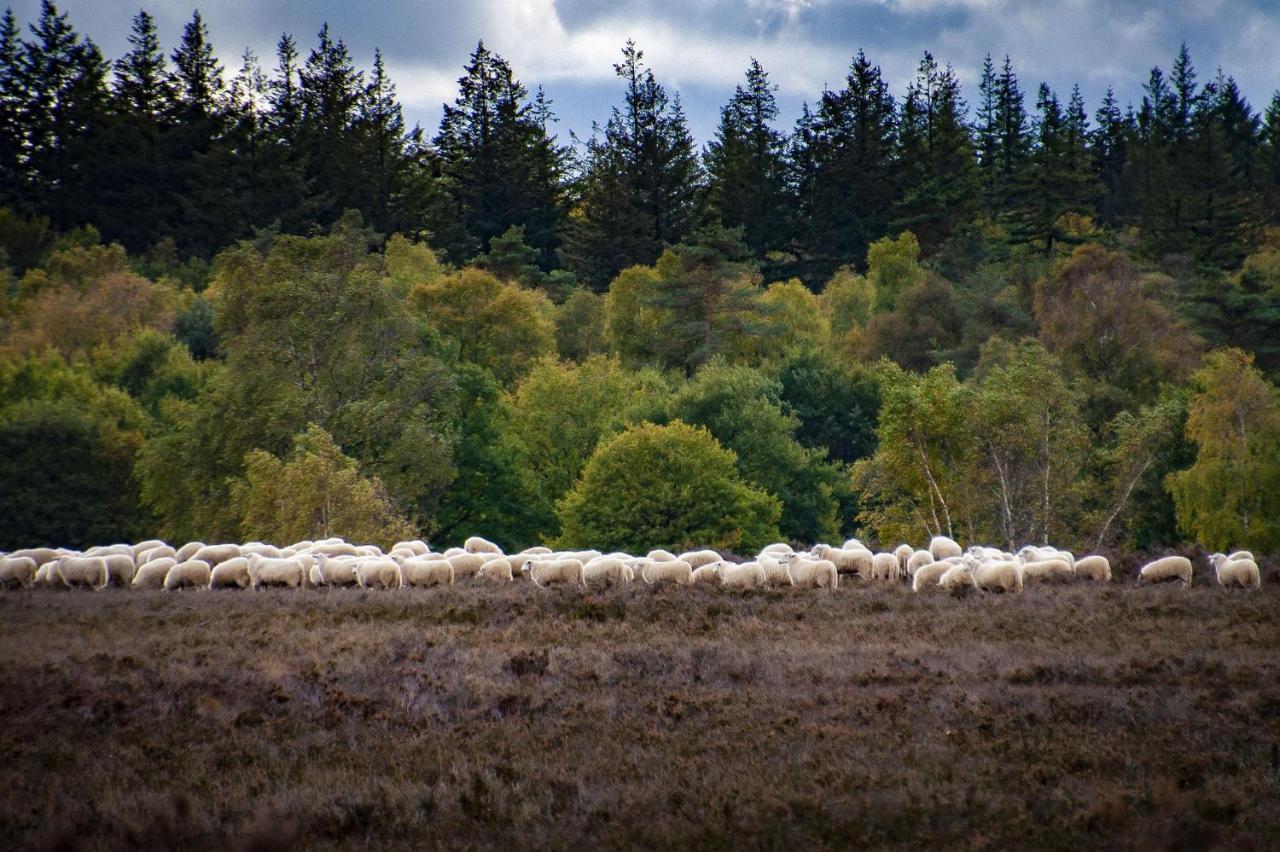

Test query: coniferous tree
[704,59,791,265]
[1008,83,1097,251]
[1092,86,1130,223]
[297,24,363,222]
[0,8,25,206]
[1262,91,1280,220]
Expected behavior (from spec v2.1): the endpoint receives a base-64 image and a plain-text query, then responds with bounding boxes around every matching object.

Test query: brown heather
[1,574,1278,850]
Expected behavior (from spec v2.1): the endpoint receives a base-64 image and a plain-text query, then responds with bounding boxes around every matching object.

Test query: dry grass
[2,578,1278,850]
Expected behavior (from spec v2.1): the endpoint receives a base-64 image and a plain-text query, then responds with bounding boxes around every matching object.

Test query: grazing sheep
[1208,554,1261,590]
[678,549,721,569]
[139,545,177,564]
[310,555,359,587]
[638,558,692,586]
[1073,555,1112,582]
[789,558,838,592]
[400,557,454,587]
[394,539,430,557]
[132,557,175,589]
[86,544,132,559]
[646,549,677,562]
[102,553,138,586]
[56,556,110,590]
[937,563,975,592]
[1138,556,1193,587]
[476,556,515,583]
[972,560,1024,594]
[447,552,488,578]
[0,556,37,589]
[870,552,899,582]
[248,554,310,590]
[354,558,403,590]
[523,558,585,588]
[463,535,502,555]
[912,560,952,592]
[1228,550,1255,563]
[174,541,205,562]
[192,543,242,568]
[759,555,795,587]
[308,541,360,559]
[33,561,60,588]
[906,549,935,577]
[758,543,794,561]
[893,544,914,572]
[720,561,767,590]
[690,564,723,585]
[1018,546,1075,569]
[11,547,60,566]
[842,538,864,551]
[210,557,252,589]
[1021,558,1073,582]
[240,543,283,559]
[583,557,634,586]
[929,536,963,561]
[164,559,211,590]
[442,546,467,559]
[129,539,166,558]
[812,544,872,577]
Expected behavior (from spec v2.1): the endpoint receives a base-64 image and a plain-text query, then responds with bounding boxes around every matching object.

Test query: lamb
[1073,555,1112,582]
[678,549,722,569]
[464,536,503,555]
[475,556,514,583]
[582,556,634,586]
[638,558,692,586]
[132,557,175,589]
[789,558,838,592]
[353,558,403,590]
[55,556,110,590]
[811,544,872,576]
[972,559,1024,593]
[759,554,795,587]
[310,555,359,587]
[209,557,252,589]
[1208,554,1261,590]
[1021,558,1073,582]
[192,543,242,568]
[690,564,723,585]
[911,560,953,592]
[164,559,211,590]
[720,561,767,590]
[400,556,454,587]
[174,541,205,562]
[102,553,138,587]
[0,556,37,589]
[906,549,935,577]
[646,549,677,562]
[870,552,899,582]
[929,535,963,560]
[1138,555,1193,587]
[247,554,310,590]
[447,552,488,578]
[523,558,585,588]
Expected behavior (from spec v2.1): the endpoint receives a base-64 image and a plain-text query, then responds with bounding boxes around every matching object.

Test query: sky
[10,0,1280,150]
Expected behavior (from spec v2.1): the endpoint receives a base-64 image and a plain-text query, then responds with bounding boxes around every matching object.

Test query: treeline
[3,3,1280,285]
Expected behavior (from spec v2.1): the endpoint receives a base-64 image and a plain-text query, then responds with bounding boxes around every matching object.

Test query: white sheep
[1208,554,1261,590]
[789,558,838,592]
[139,544,177,564]
[893,543,914,572]
[164,559,211,590]
[646,549,677,562]
[354,558,403,590]
[174,541,205,562]
[447,552,488,578]
[583,556,634,586]
[210,557,252,589]
[972,559,1024,593]
[870,552,899,582]
[11,547,60,567]
[102,553,138,587]
[937,563,975,592]
[911,560,953,592]
[690,564,723,584]
[759,554,795,587]
[906,549,935,578]
[56,556,110,590]
[758,543,794,560]
[811,544,871,576]
[393,539,430,556]
[240,543,283,559]
[638,558,692,586]
[1138,556,1193,587]
[842,538,864,550]
[192,543,242,568]
[476,556,515,583]
[523,558,585,588]
[129,539,166,558]
[132,557,175,589]
[310,555,359,587]
[464,536,503,555]
[248,554,311,590]
[1073,555,1112,582]
[33,561,60,588]
[0,556,37,589]
[523,546,552,556]
[1228,550,1255,562]
[1021,558,1073,582]
[442,546,467,559]
[400,556,454,587]
[929,535,963,560]
[720,561,767,590]
[678,549,721,569]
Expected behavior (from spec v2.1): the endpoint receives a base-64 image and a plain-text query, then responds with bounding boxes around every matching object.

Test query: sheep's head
[520,559,533,574]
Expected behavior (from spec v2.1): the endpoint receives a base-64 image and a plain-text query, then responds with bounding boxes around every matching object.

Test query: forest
[4,0,1280,556]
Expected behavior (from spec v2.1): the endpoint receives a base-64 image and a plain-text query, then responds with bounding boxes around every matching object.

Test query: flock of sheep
[0,534,1264,593]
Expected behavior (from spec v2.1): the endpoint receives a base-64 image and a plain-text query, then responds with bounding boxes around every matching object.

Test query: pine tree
[975,54,999,214]
[171,11,222,117]
[0,8,25,206]
[704,59,791,265]
[1092,86,1129,223]
[1262,91,1280,220]
[976,54,1029,216]
[297,23,364,221]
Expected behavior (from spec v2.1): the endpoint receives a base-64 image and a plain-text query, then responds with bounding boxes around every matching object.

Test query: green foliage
[737,279,828,363]
[554,288,607,362]
[89,328,206,416]
[866,231,925,312]
[230,423,416,548]
[822,266,876,347]
[602,265,666,367]
[554,421,780,553]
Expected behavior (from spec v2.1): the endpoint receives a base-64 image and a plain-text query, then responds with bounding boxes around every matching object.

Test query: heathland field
[2,578,1278,850]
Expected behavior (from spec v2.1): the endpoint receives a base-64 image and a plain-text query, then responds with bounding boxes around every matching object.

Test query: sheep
[758,543,794,560]
[447,552,488,578]
[476,556,515,583]
[0,556,37,589]
[85,543,132,558]
[102,553,138,587]
[33,561,60,588]
[132,557,175,589]
[523,546,552,556]
[893,544,914,573]
[248,554,311,590]
[638,558,692,586]
[442,546,467,559]
[1138,556,1193,587]
[720,561,767,590]
[464,536,503,555]
[1208,554,1261,590]
[129,539,166,558]
[309,541,359,559]
[11,547,60,566]
[937,563,974,592]
[972,559,1024,594]
[561,549,602,564]
[759,554,795,587]
[1018,546,1076,570]
[678,549,721,569]
[842,538,864,551]
[55,556,110,590]
[646,549,677,562]
[1021,558,1073,582]
[1228,550,1255,563]
[400,556,454,587]
[139,544,177,564]
[354,545,383,558]
[174,541,205,562]
[1073,555,1112,582]
[583,556,634,586]
[906,549,935,577]
[209,557,252,589]
[192,543,242,568]
[393,539,430,557]
[690,564,723,585]
[164,559,211,590]
[353,558,403,590]
[789,558,838,592]
[929,535,963,560]
[310,555,359,587]
[240,543,283,559]
[811,544,872,576]
[523,558,585,588]
[912,559,952,592]
[870,552,899,582]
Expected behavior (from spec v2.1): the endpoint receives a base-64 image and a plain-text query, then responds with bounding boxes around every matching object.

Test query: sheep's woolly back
[210,557,251,589]
[402,557,454,587]
[164,559,211,590]
[639,559,692,586]
[525,558,586,588]
[464,536,503,555]
[678,550,721,569]
[929,536,963,560]
[790,558,838,592]
[912,560,951,592]
[56,556,110,590]
[906,550,935,577]
[1139,556,1193,587]
[1022,558,1073,581]
[937,564,974,591]
[447,553,488,577]
[583,557,633,586]
[132,558,175,589]
[973,560,1023,593]
[720,561,766,590]
[690,564,722,584]
[1212,555,1261,590]
[476,557,514,583]
[1073,555,1111,582]
[870,553,899,582]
